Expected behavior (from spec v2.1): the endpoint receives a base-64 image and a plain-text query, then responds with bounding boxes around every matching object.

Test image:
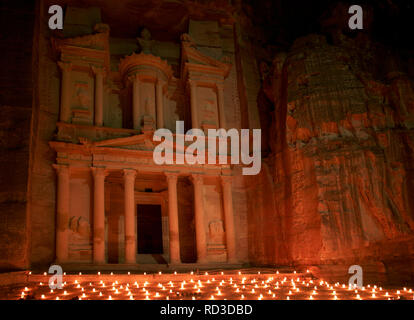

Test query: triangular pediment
[181,34,231,78]
[93,134,155,151]
[92,132,211,155]
[91,133,185,154]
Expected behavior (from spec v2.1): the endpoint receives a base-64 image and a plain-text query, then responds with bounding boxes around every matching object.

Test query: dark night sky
[248,0,414,50]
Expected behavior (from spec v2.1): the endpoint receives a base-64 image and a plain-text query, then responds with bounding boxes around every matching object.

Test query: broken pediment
[52,23,111,72]
[89,131,201,155]
[181,33,232,79]
[52,23,110,51]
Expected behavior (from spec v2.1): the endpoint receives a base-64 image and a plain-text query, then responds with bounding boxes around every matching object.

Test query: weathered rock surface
[256,31,414,284]
[0,0,35,271]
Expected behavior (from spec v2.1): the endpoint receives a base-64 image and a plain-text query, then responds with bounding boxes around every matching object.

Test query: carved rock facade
[255,33,414,283]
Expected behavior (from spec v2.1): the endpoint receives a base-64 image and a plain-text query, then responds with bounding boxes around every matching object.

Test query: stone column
[92,66,104,127]
[91,167,107,264]
[220,175,237,263]
[163,93,170,125]
[156,79,165,129]
[131,74,141,130]
[191,173,207,263]
[53,164,70,263]
[216,83,226,129]
[189,80,199,128]
[123,169,137,264]
[165,172,181,264]
[57,61,72,123]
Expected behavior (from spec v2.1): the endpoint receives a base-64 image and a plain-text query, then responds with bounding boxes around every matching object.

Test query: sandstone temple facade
[46,16,249,266]
[1,0,414,285]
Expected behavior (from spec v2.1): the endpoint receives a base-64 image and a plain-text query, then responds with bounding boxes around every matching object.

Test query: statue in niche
[137,28,154,54]
[69,216,90,239]
[209,220,224,244]
[74,83,91,109]
[144,97,154,115]
[141,98,155,133]
[202,99,217,125]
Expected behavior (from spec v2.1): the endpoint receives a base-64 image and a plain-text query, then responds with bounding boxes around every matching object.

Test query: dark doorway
[177,178,197,263]
[137,204,163,254]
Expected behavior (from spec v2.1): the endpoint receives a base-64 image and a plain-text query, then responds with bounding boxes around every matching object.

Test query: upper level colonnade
[52,25,232,142]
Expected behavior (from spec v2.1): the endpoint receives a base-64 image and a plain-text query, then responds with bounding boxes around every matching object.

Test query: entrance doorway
[137,204,163,254]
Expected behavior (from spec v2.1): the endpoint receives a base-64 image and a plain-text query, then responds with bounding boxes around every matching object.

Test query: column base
[196,258,208,264]
[93,260,106,265]
[55,259,69,265]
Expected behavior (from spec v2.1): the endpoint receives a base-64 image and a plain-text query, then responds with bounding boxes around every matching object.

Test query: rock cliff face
[0,0,35,271]
[254,30,414,283]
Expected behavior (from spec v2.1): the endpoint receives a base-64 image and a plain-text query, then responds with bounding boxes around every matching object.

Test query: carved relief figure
[74,82,91,109]
[137,28,154,54]
[69,216,91,240]
[209,220,224,244]
[202,99,217,125]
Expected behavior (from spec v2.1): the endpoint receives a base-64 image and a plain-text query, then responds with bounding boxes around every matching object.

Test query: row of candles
[11,270,414,300]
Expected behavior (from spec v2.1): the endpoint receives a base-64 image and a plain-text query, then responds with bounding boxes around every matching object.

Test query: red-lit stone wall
[255,32,414,283]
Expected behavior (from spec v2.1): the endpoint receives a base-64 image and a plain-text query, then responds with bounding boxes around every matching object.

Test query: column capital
[190,173,204,184]
[123,169,137,180]
[220,175,233,186]
[165,171,179,182]
[157,78,166,86]
[127,72,140,83]
[91,167,109,178]
[58,61,72,72]
[188,79,198,88]
[90,65,105,76]
[53,164,70,176]
[215,82,224,91]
